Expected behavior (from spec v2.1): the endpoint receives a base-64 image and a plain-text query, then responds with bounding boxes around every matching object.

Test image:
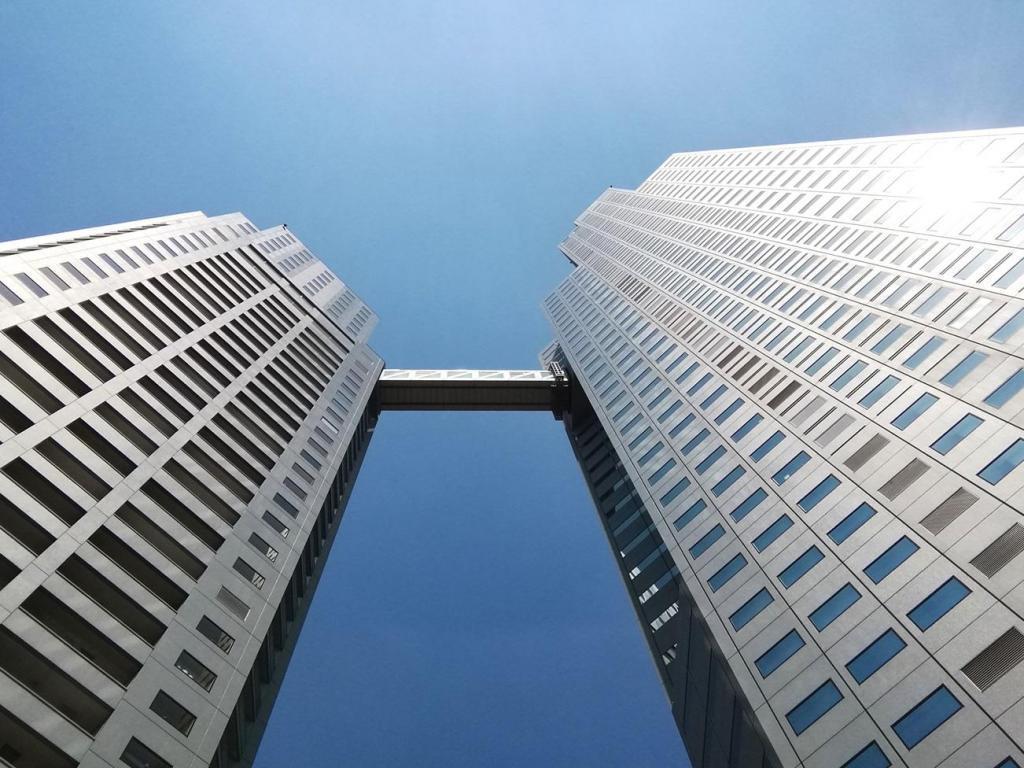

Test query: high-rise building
[544,128,1024,767]
[0,212,382,768]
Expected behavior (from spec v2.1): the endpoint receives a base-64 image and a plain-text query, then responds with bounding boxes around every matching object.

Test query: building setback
[544,128,1024,767]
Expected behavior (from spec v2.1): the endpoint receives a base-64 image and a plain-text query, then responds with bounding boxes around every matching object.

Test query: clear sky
[3,2,1024,767]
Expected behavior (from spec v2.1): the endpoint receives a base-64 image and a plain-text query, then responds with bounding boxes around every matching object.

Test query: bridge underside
[374,368,570,414]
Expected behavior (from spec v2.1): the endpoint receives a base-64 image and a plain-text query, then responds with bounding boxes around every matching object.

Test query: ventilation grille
[816,414,855,447]
[921,488,978,535]
[845,434,890,471]
[970,524,1024,578]
[962,627,1024,691]
[879,459,929,500]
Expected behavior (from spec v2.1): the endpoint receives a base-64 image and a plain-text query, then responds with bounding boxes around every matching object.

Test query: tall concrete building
[544,128,1024,767]
[2,126,1024,768]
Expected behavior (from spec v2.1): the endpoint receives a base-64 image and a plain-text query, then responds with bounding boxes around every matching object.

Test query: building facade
[0,213,381,768]
[543,128,1024,767]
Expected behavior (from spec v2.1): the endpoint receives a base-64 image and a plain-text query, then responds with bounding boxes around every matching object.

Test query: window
[174,650,217,691]
[846,629,906,683]
[755,629,805,678]
[859,375,899,408]
[829,503,876,544]
[832,360,867,391]
[637,441,664,467]
[810,583,861,630]
[731,413,763,441]
[892,686,962,749]
[840,742,891,768]
[798,475,840,512]
[681,428,710,455]
[660,477,691,505]
[708,554,746,592]
[753,515,793,552]
[715,397,744,424]
[978,439,1024,484]
[773,451,809,485]
[904,336,944,370]
[731,488,768,522]
[864,536,919,583]
[931,414,983,455]
[695,445,726,474]
[672,498,707,531]
[648,459,676,485]
[779,546,824,588]
[121,738,172,768]
[908,577,970,630]
[786,680,843,735]
[196,616,234,653]
[892,393,938,430]
[751,431,785,461]
[871,325,907,355]
[985,369,1024,408]
[690,525,725,559]
[991,308,1024,343]
[150,690,196,736]
[712,466,746,496]
[730,587,774,630]
[940,350,986,387]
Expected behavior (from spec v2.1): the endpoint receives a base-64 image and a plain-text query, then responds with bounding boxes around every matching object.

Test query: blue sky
[3,2,1024,766]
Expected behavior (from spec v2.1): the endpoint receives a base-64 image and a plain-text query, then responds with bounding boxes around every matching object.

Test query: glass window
[658,400,682,422]
[844,313,877,341]
[700,384,727,409]
[904,336,944,370]
[991,308,1024,343]
[831,360,868,391]
[668,412,695,438]
[696,445,726,474]
[892,686,962,749]
[753,515,793,552]
[840,742,891,768]
[859,374,900,408]
[892,393,938,430]
[807,346,839,375]
[731,413,763,441]
[773,451,810,485]
[730,587,774,630]
[637,441,663,466]
[682,428,710,455]
[829,502,876,544]
[984,369,1024,408]
[846,629,906,683]
[871,325,907,355]
[786,680,843,735]
[994,759,1021,768]
[708,553,747,592]
[755,629,805,678]
[931,414,983,455]
[798,475,840,512]
[690,524,725,559]
[908,577,970,630]
[752,431,785,461]
[978,439,1024,485]
[647,458,676,485]
[687,372,712,395]
[660,477,691,506]
[864,536,919,583]
[715,397,745,424]
[731,488,768,522]
[628,426,652,449]
[940,350,986,387]
[779,546,824,588]
[672,498,707,531]
[712,466,746,497]
[810,583,861,630]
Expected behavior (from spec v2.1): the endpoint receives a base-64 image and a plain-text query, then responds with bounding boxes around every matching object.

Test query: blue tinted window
[637,441,663,467]
[712,466,746,497]
[940,350,986,387]
[773,451,810,485]
[859,375,900,408]
[807,346,839,375]
[844,313,877,341]
[672,498,707,531]
[668,412,695,438]
[798,475,840,512]
[687,372,712,395]
[665,352,688,373]
[831,361,868,391]
[700,384,727,409]
[991,308,1024,343]
[820,305,848,330]
[708,554,747,592]
[908,577,970,630]
[892,393,938,430]
[829,503,876,544]
[647,459,676,485]
[784,337,814,363]
[628,426,652,449]
[840,742,891,768]
[729,587,774,630]
[871,325,907,355]
[892,686,962,748]
[810,583,861,630]
[786,680,843,735]
[659,477,690,506]
[753,515,793,552]
[648,388,670,409]
[658,400,682,422]
[752,431,785,461]
[994,760,1021,768]
[731,488,768,522]
[696,445,726,474]
[715,397,745,424]
[978,439,1024,485]
[690,524,725,559]
[931,414,983,455]
[731,414,763,441]
[864,536,919,583]
[904,336,944,370]
[779,546,824,588]
[675,362,699,384]
[681,428,710,455]
[755,629,805,678]
[985,369,1024,408]
[846,629,906,683]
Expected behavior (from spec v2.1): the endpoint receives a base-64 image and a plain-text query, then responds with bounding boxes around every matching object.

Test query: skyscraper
[544,128,1024,767]
[0,212,382,768]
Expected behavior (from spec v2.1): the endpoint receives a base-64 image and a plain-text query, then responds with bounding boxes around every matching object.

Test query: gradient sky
[3,3,1024,767]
